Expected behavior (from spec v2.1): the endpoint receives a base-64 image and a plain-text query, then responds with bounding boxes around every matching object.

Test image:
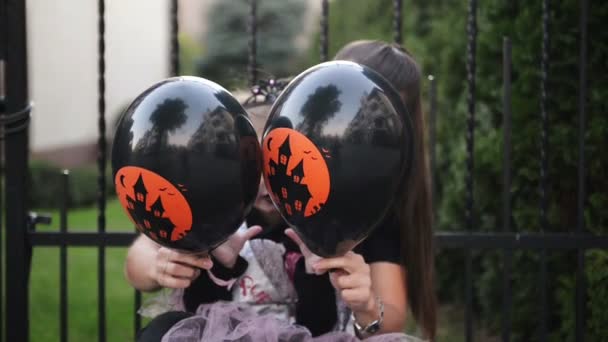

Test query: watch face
[366,321,381,334]
[352,297,384,336]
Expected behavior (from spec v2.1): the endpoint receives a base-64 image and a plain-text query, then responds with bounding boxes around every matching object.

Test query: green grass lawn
[29,199,470,341]
[29,199,147,342]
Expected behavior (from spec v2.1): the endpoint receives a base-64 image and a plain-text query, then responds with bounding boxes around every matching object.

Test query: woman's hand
[152,248,213,289]
[284,228,323,274]
[285,228,374,311]
[314,251,376,315]
[284,229,382,328]
[211,225,263,269]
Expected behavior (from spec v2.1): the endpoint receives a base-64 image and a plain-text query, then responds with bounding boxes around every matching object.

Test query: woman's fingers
[154,263,197,289]
[159,248,213,270]
[321,251,373,310]
[316,251,375,313]
[340,288,372,306]
[173,253,212,270]
[165,261,201,280]
[330,272,371,290]
[154,248,210,289]
[158,274,193,289]
[314,252,367,274]
[328,269,348,288]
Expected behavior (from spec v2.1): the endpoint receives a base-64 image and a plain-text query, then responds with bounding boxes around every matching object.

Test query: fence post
[575,0,588,340]
[502,36,513,342]
[320,0,329,62]
[393,0,403,45]
[96,1,107,341]
[4,0,30,341]
[539,1,550,340]
[428,75,437,219]
[465,0,478,341]
[248,0,257,87]
[0,2,6,340]
[170,0,179,76]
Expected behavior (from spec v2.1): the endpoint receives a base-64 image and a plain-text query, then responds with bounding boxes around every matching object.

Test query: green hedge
[314,0,608,340]
[196,0,305,89]
[28,160,115,209]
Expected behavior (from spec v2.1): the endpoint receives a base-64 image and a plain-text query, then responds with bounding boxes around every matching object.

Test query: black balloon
[112,76,261,253]
[261,61,413,257]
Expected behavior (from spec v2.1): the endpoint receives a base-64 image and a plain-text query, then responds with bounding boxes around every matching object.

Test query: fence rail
[26,230,608,250]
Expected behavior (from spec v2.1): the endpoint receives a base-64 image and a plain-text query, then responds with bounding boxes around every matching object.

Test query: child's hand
[313,251,375,315]
[284,228,323,274]
[211,225,263,269]
[153,247,212,289]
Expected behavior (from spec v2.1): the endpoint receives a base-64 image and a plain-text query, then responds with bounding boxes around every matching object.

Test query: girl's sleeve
[292,257,337,336]
[183,255,248,312]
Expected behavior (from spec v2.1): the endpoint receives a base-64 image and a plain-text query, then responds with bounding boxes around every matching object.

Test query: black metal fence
[1,0,607,341]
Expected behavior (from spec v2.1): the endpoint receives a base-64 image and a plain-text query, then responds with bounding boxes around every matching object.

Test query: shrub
[311,0,608,340]
[29,160,115,209]
[198,0,306,89]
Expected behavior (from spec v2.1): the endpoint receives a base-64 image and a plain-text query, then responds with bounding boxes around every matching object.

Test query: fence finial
[248,0,258,87]
[170,0,180,76]
[393,0,403,45]
[320,0,329,62]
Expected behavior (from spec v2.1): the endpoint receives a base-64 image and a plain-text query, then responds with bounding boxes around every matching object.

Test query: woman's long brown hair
[335,40,437,340]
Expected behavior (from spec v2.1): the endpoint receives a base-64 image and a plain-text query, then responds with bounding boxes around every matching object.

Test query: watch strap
[352,296,384,337]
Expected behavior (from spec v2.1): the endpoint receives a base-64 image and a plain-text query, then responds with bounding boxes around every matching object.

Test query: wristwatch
[352,296,384,338]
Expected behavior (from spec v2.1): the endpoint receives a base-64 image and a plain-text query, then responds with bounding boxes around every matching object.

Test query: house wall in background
[25,0,321,168]
[27,0,169,167]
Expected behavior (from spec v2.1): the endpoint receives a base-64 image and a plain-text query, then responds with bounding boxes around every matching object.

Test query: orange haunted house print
[115,166,192,243]
[126,174,177,242]
[263,128,330,219]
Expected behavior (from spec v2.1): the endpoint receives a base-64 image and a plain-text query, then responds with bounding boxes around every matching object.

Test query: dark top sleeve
[354,214,402,264]
[292,257,337,336]
[183,255,248,312]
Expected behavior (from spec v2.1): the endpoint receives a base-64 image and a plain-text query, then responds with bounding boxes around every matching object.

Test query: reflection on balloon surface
[112,76,261,253]
[262,61,414,257]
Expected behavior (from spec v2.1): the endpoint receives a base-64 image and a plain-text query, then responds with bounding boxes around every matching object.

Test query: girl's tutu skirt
[161,301,423,342]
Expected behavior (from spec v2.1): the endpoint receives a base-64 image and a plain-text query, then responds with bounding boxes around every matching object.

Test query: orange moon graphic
[262,128,330,217]
[115,166,192,242]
